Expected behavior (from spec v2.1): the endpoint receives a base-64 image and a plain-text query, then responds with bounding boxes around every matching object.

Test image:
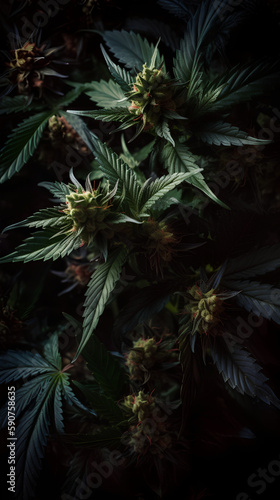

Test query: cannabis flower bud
[128,63,175,128]
[185,285,225,335]
[122,391,172,456]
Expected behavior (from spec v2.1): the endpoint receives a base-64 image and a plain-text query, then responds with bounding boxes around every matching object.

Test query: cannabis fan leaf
[0,111,53,183]
[211,338,280,408]
[0,335,93,500]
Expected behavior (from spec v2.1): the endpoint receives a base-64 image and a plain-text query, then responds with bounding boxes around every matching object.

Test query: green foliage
[0,335,93,500]
[211,338,280,408]
[1,1,280,497]
[0,111,53,183]
[103,30,163,71]
[160,142,229,208]
[85,79,127,108]
[77,245,128,360]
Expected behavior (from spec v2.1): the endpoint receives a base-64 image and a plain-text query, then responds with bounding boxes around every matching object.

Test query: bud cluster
[7,41,54,95]
[48,116,78,144]
[185,285,224,335]
[141,219,177,272]
[63,188,113,244]
[125,336,177,382]
[128,63,175,127]
[122,391,172,456]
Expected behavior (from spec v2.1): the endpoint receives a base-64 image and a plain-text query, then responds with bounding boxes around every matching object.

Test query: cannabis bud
[63,188,112,243]
[62,173,121,245]
[6,41,63,97]
[141,218,177,273]
[122,391,172,456]
[128,63,175,128]
[48,115,82,144]
[125,336,177,382]
[185,285,225,335]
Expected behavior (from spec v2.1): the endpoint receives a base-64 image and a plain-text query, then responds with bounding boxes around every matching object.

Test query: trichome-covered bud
[125,336,177,382]
[122,390,172,457]
[185,285,225,335]
[63,181,116,244]
[6,41,63,97]
[128,63,175,128]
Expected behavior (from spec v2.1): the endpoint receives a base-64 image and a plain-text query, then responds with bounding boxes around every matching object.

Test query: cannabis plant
[0,1,280,499]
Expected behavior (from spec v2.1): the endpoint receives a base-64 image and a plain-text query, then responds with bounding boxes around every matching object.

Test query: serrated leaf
[100,45,134,92]
[81,335,128,400]
[4,208,68,232]
[84,132,141,215]
[160,142,229,208]
[0,111,52,183]
[54,382,64,434]
[0,337,92,500]
[85,79,127,108]
[0,350,53,383]
[155,120,175,146]
[173,0,219,92]
[0,227,82,264]
[207,60,280,113]
[43,334,62,370]
[211,338,280,408]
[62,381,96,415]
[0,95,30,115]
[67,106,132,124]
[0,378,43,430]
[223,280,280,325]
[224,245,280,280]
[73,245,128,360]
[103,30,163,71]
[195,120,272,146]
[59,111,95,151]
[38,180,72,201]
[16,378,54,500]
[137,171,202,213]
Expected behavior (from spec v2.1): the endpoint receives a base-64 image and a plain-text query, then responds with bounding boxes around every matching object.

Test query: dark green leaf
[103,30,163,71]
[207,60,280,113]
[67,107,132,123]
[0,227,82,263]
[195,120,272,146]
[160,142,229,208]
[43,334,62,370]
[224,245,280,280]
[0,351,53,383]
[0,111,52,183]
[0,95,30,115]
[224,280,280,325]
[155,121,175,146]
[38,180,72,201]
[211,338,280,408]
[173,0,219,91]
[74,245,129,360]
[85,79,127,108]
[137,171,202,213]
[84,132,141,214]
